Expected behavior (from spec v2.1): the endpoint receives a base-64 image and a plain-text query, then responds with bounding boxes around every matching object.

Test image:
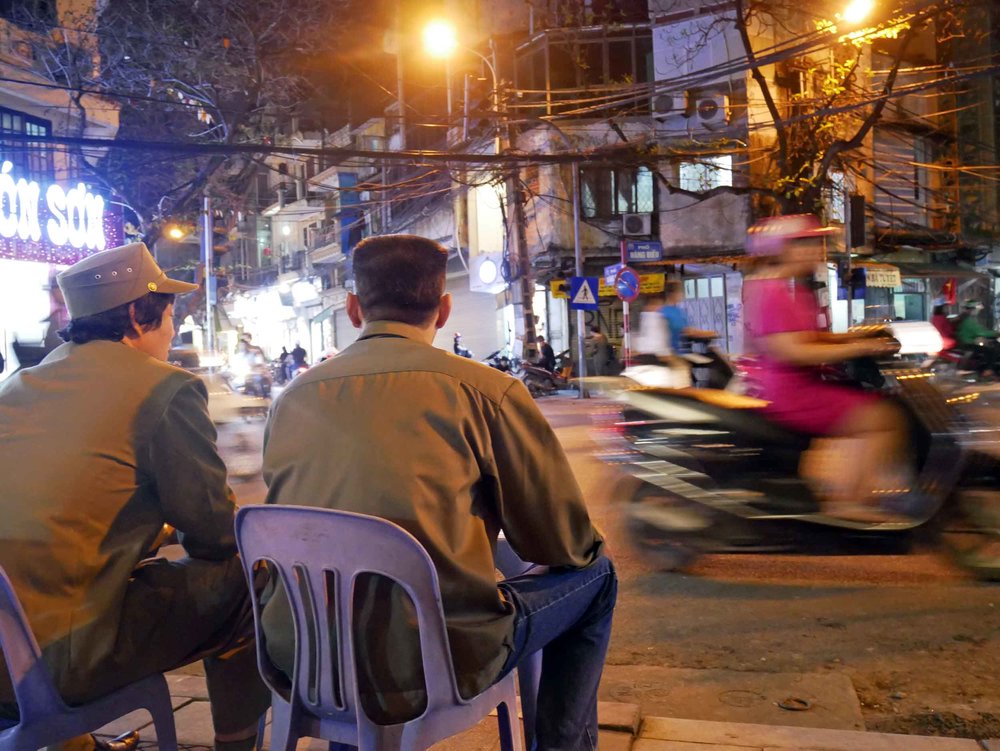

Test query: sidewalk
[95,668,997,751]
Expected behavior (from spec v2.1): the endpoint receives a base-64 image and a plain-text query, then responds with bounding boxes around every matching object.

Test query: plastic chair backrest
[235,505,464,726]
[0,567,69,723]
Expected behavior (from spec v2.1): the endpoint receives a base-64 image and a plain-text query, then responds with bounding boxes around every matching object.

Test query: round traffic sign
[615,266,640,302]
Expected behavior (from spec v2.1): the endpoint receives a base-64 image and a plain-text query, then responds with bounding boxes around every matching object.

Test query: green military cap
[57,242,199,319]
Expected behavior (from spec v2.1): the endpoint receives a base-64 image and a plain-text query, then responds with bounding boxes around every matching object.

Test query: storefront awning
[892,263,990,279]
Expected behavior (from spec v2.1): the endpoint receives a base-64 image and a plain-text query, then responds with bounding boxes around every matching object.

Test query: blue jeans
[497,555,617,751]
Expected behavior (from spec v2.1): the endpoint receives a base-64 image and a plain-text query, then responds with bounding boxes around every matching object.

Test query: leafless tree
[17,0,350,237]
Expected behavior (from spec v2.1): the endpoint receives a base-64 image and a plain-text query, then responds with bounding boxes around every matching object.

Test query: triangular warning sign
[572,280,597,306]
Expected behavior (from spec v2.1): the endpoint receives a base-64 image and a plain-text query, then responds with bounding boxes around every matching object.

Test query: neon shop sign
[0,161,113,262]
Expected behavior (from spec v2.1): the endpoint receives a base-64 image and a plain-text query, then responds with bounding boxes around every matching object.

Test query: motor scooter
[597,323,1000,580]
[483,350,516,373]
[520,356,575,397]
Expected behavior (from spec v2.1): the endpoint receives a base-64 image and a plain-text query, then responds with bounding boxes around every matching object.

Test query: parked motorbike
[598,324,1000,580]
[520,360,574,398]
[484,350,516,373]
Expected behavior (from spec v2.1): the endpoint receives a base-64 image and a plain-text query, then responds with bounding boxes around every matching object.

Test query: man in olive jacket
[262,234,617,751]
[0,243,269,751]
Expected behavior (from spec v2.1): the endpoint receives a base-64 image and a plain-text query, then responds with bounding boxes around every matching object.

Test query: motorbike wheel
[941,488,1000,581]
[625,482,712,571]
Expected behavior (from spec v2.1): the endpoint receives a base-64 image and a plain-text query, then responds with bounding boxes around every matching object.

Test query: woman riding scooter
[743,215,908,523]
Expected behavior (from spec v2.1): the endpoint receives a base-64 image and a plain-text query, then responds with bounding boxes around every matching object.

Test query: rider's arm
[683,327,718,340]
[759,330,887,367]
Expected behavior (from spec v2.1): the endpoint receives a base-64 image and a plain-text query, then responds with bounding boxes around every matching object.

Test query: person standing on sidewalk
[0,243,269,751]
[262,234,617,751]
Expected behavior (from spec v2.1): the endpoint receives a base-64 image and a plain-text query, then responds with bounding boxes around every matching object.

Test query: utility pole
[201,193,215,355]
[490,43,537,364]
[395,0,407,150]
[572,162,588,397]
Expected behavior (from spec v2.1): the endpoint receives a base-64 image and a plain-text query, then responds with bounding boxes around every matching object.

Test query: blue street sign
[615,267,641,302]
[568,276,599,310]
[604,262,624,285]
[625,240,664,263]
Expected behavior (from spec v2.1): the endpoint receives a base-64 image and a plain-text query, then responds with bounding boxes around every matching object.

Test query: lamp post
[423,21,540,366]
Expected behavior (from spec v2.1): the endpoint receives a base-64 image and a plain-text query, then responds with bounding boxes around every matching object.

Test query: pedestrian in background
[587,325,611,376]
[536,334,557,372]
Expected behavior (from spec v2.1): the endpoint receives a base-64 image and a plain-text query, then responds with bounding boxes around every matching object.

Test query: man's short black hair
[352,234,448,326]
[59,292,175,344]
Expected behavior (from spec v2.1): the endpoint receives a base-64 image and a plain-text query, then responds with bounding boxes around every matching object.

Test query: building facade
[0,0,121,379]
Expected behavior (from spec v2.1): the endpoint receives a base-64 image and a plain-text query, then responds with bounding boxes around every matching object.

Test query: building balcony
[308,222,345,264]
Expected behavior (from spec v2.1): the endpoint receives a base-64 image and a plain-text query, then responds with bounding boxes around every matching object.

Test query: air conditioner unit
[651,89,683,121]
[689,91,731,130]
[622,213,652,237]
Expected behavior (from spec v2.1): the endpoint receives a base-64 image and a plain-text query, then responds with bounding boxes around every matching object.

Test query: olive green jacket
[0,340,237,703]
[261,321,603,722]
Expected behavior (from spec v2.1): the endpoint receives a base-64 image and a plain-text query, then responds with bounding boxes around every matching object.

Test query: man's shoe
[92,731,140,751]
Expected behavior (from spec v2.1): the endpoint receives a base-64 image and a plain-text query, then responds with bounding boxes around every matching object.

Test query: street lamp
[165,224,185,240]
[841,0,874,25]
[422,20,458,60]
[421,19,499,147]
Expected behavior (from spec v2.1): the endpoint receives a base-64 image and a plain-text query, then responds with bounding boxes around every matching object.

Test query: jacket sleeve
[148,376,239,559]
[487,378,604,568]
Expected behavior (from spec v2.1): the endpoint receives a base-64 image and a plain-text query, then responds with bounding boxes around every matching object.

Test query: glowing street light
[841,0,874,25]
[165,224,185,240]
[422,19,458,60]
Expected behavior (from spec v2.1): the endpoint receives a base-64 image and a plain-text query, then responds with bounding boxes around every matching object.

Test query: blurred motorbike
[597,322,1000,580]
[228,355,272,397]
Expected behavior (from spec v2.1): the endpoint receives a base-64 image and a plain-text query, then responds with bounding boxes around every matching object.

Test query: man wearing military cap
[0,243,269,751]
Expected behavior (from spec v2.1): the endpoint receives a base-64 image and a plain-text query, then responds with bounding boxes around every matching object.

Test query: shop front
[0,163,123,379]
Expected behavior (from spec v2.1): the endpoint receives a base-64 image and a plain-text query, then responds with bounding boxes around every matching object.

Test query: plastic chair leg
[495,697,524,751]
[147,681,179,751]
[516,653,541,751]
[268,696,299,751]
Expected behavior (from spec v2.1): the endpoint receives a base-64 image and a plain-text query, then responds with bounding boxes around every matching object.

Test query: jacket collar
[359,320,436,345]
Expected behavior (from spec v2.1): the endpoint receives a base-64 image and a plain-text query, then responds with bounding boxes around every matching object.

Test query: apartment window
[0,107,53,180]
[581,166,654,218]
[0,0,57,27]
[678,156,732,192]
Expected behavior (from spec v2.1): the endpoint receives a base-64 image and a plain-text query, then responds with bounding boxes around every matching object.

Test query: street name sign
[625,240,664,263]
[604,262,624,285]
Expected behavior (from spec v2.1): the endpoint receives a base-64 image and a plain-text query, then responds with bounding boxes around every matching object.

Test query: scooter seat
[632,387,811,450]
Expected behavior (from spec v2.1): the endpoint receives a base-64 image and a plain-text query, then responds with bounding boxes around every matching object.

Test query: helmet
[746,214,837,256]
[963,299,983,312]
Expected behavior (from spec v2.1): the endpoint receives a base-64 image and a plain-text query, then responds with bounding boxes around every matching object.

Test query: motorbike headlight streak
[888,321,944,356]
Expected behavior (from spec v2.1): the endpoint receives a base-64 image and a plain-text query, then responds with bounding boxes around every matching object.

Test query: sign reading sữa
[0,160,123,265]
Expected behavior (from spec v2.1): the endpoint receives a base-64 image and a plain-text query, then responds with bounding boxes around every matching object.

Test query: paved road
[217,397,1000,739]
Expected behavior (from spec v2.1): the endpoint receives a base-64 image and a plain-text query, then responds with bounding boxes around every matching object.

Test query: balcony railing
[309,222,340,252]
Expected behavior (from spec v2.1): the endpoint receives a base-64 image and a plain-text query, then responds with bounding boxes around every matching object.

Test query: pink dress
[743,277,878,435]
